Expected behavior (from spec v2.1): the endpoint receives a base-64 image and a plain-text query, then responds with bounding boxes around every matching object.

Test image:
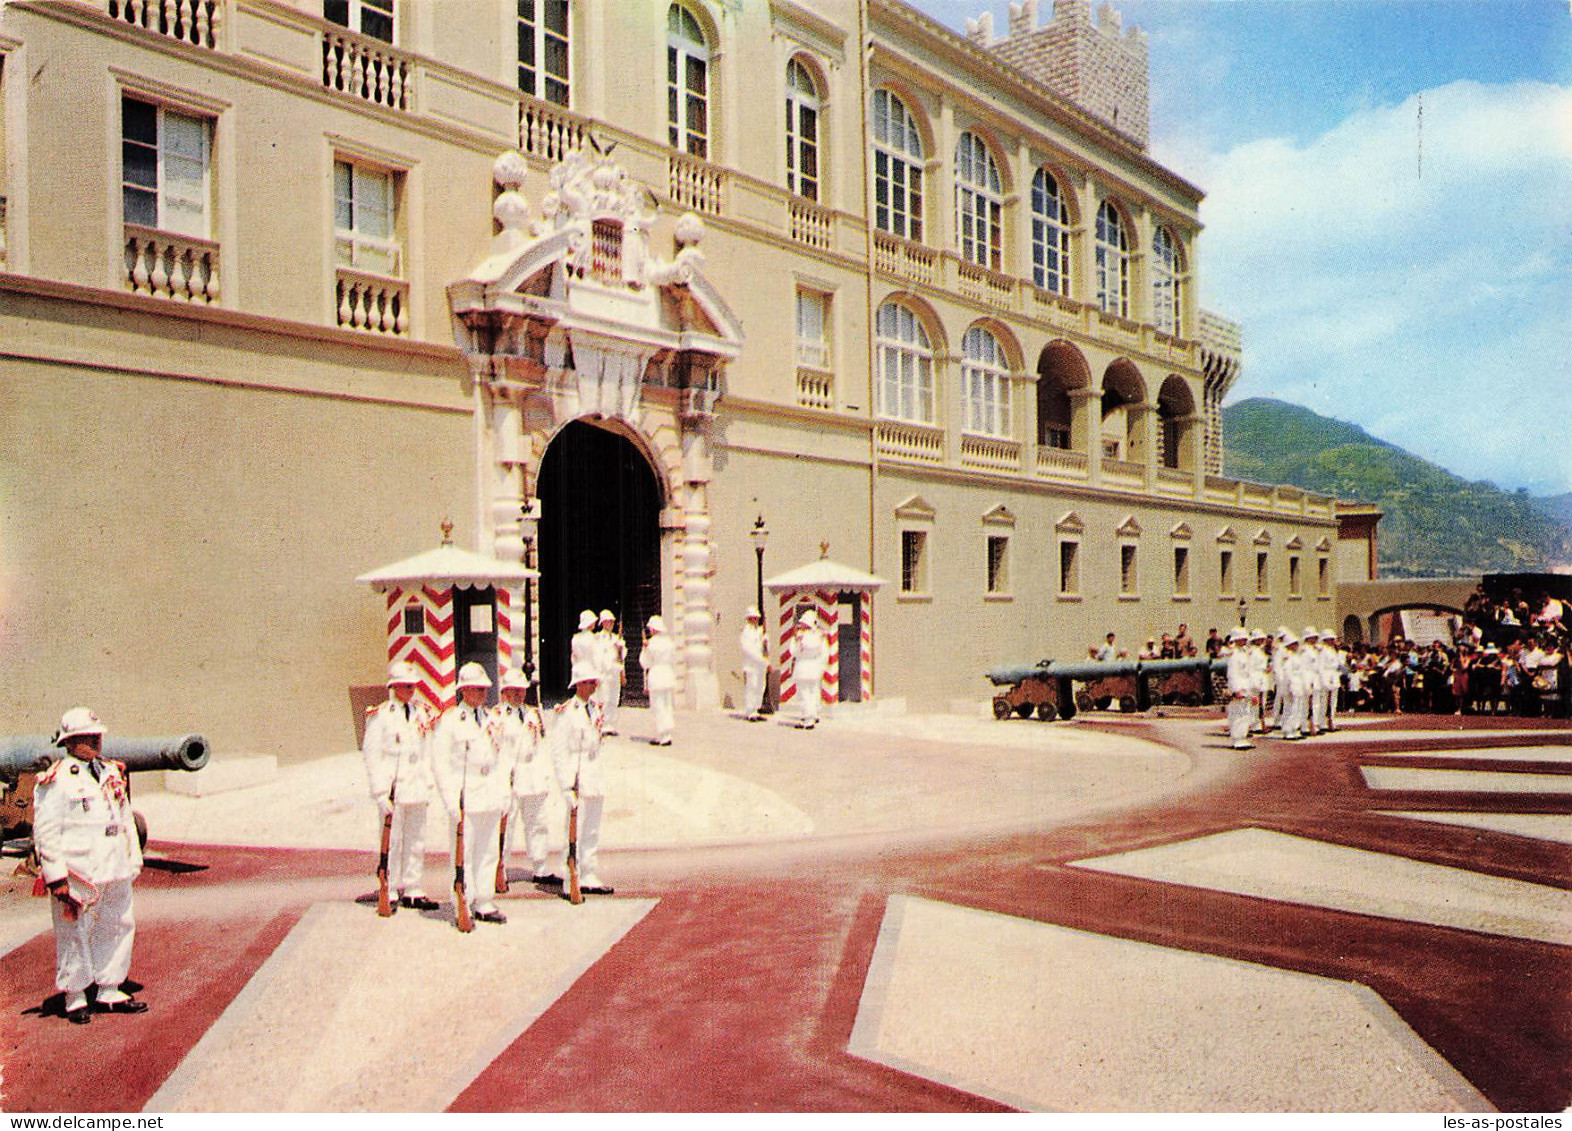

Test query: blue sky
[910,0,1572,496]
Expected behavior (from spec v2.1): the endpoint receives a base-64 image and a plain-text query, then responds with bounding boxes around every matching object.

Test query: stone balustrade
[668,153,724,215]
[956,259,1017,311]
[876,419,944,464]
[1101,455,1145,486]
[960,432,1020,472]
[520,99,587,164]
[323,29,414,112]
[1036,445,1089,478]
[796,370,833,410]
[106,0,222,49]
[336,267,409,335]
[787,199,832,251]
[872,231,938,285]
[124,226,220,303]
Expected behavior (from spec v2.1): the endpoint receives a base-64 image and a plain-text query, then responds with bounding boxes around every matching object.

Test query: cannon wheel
[1096,696,1113,710]
[133,810,148,851]
[1036,701,1057,722]
[992,697,1012,720]
[1075,691,1093,712]
[1014,703,1033,719]
[1119,696,1137,713]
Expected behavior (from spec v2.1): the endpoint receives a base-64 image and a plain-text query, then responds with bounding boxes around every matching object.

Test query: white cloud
[1164,80,1572,493]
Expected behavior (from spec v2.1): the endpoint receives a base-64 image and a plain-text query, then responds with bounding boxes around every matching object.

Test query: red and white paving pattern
[2,707,1567,1112]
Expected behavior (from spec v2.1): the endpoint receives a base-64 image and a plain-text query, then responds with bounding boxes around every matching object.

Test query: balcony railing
[787,199,832,252]
[106,0,222,49]
[336,267,409,335]
[520,99,586,164]
[796,370,833,411]
[956,260,1016,312]
[1156,466,1193,495]
[124,226,219,303]
[1101,456,1145,486]
[876,419,944,464]
[960,433,1020,472]
[668,153,724,215]
[1036,446,1089,477]
[872,231,937,285]
[323,29,414,112]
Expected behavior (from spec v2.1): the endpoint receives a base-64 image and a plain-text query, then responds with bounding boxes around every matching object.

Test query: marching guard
[33,708,147,1023]
[553,661,614,896]
[739,606,769,721]
[432,663,513,925]
[1224,629,1256,750]
[641,615,676,746]
[362,661,439,912]
[790,610,827,729]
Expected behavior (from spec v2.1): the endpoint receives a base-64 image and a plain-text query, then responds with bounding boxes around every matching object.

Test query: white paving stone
[1363,746,1572,764]
[1068,828,1572,946]
[849,895,1492,1113]
[144,899,656,1113]
[1375,811,1572,845]
[1360,766,1572,795]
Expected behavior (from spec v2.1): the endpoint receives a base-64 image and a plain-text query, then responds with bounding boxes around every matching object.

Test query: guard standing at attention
[596,610,626,736]
[497,668,562,887]
[33,708,147,1023]
[362,661,439,911]
[553,661,614,895]
[739,606,769,721]
[790,610,827,729]
[641,615,676,746]
[571,609,599,679]
[432,663,512,924]
[1224,629,1256,750]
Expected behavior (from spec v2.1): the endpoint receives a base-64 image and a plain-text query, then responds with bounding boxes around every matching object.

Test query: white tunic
[33,755,142,888]
[499,703,553,798]
[739,623,767,677]
[361,697,435,806]
[641,633,676,693]
[430,704,512,816]
[551,696,606,798]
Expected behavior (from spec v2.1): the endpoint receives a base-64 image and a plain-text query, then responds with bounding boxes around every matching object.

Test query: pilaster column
[1127,400,1157,488]
[1071,385,1100,486]
[679,423,719,709]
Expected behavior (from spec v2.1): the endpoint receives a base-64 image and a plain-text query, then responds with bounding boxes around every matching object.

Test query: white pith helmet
[499,668,531,691]
[55,707,105,746]
[647,615,666,634]
[387,660,420,686]
[569,660,601,687]
[578,610,596,631]
[457,662,493,689]
[745,606,761,621]
[1228,628,1248,643]
[599,609,616,625]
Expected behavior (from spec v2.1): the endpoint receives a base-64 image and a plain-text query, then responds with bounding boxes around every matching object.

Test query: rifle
[454,790,473,933]
[566,777,583,905]
[496,710,513,895]
[376,781,396,917]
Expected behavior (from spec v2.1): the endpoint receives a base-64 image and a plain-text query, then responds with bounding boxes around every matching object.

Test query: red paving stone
[4,713,1568,1112]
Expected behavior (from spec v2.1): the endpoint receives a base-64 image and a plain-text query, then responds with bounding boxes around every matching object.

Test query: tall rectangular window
[795,288,829,369]
[325,0,394,42]
[122,95,210,238]
[518,0,570,107]
[900,530,927,594]
[986,535,1009,595]
[334,159,399,276]
[1318,556,1330,597]
[1121,544,1138,595]
[1173,546,1190,596]
[1059,541,1079,596]
[1256,551,1269,596]
[1220,549,1234,595]
[1288,554,1302,597]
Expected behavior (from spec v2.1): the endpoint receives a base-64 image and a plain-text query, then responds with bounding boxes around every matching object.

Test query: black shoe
[93,999,148,1014]
[580,884,615,895]
[474,909,507,924]
[400,896,440,911]
[531,873,563,887]
[66,1007,92,1025]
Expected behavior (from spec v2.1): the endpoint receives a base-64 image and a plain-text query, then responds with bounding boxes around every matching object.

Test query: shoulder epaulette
[37,759,63,785]
[365,703,381,716]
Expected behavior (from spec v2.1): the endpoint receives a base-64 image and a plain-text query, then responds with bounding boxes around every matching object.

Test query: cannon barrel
[0,734,210,783]
[987,657,1223,686]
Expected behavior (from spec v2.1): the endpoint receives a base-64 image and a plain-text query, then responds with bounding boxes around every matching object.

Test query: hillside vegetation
[1222,399,1572,577]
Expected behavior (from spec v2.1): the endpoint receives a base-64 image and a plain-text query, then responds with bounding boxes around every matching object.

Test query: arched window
[875,301,934,423]
[872,89,924,242]
[667,4,710,158]
[1152,226,1183,335]
[1095,200,1129,317]
[955,132,1002,270]
[962,326,1010,438]
[785,58,821,201]
[518,0,570,107]
[1031,169,1071,296]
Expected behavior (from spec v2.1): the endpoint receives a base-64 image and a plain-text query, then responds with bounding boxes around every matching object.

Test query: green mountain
[1221,398,1572,578]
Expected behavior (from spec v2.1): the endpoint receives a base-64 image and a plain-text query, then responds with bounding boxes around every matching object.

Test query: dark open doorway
[536,419,663,704]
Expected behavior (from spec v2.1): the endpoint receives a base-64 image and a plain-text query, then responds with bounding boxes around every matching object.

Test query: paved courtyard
[2,705,1567,1112]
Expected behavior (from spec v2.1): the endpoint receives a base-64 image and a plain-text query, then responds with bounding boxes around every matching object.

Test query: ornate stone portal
[449,148,743,708]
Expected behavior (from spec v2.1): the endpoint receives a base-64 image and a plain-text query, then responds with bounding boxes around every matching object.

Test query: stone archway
[536,419,664,703]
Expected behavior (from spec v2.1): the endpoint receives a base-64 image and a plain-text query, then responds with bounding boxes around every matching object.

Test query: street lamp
[1237,595,1248,628]
[750,514,773,713]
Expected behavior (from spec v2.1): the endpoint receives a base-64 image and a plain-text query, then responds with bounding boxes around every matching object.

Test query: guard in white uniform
[431,663,513,924]
[1224,629,1256,749]
[33,708,146,1023]
[1249,630,1271,732]
[1278,634,1308,739]
[791,610,828,728]
[595,610,626,736]
[361,661,438,911]
[1302,627,1327,735]
[553,661,614,895]
[1267,627,1289,732]
[1322,631,1348,731]
[496,668,562,886]
[640,615,676,746]
[739,606,769,721]
[570,610,598,682]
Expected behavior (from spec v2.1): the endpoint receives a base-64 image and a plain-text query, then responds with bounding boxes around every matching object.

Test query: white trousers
[650,686,675,742]
[742,665,766,716]
[1227,696,1255,746]
[385,801,429,894]
[456,809,502,910]
[1281,688,1307,737]
[1269,683,1284,729]
[53,876,135,995]
[599,677,623,732]
[1309,687,1328,733]
[509,791,561,874]
[571,794,606,884]
[1326,687,1339,729]
[795,672,823,724]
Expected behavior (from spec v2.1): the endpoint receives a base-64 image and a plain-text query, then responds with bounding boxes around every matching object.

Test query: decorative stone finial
[493,150,528,190]
[674,212,706,248]
[441,518,454,546]
[820,540,830,560]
